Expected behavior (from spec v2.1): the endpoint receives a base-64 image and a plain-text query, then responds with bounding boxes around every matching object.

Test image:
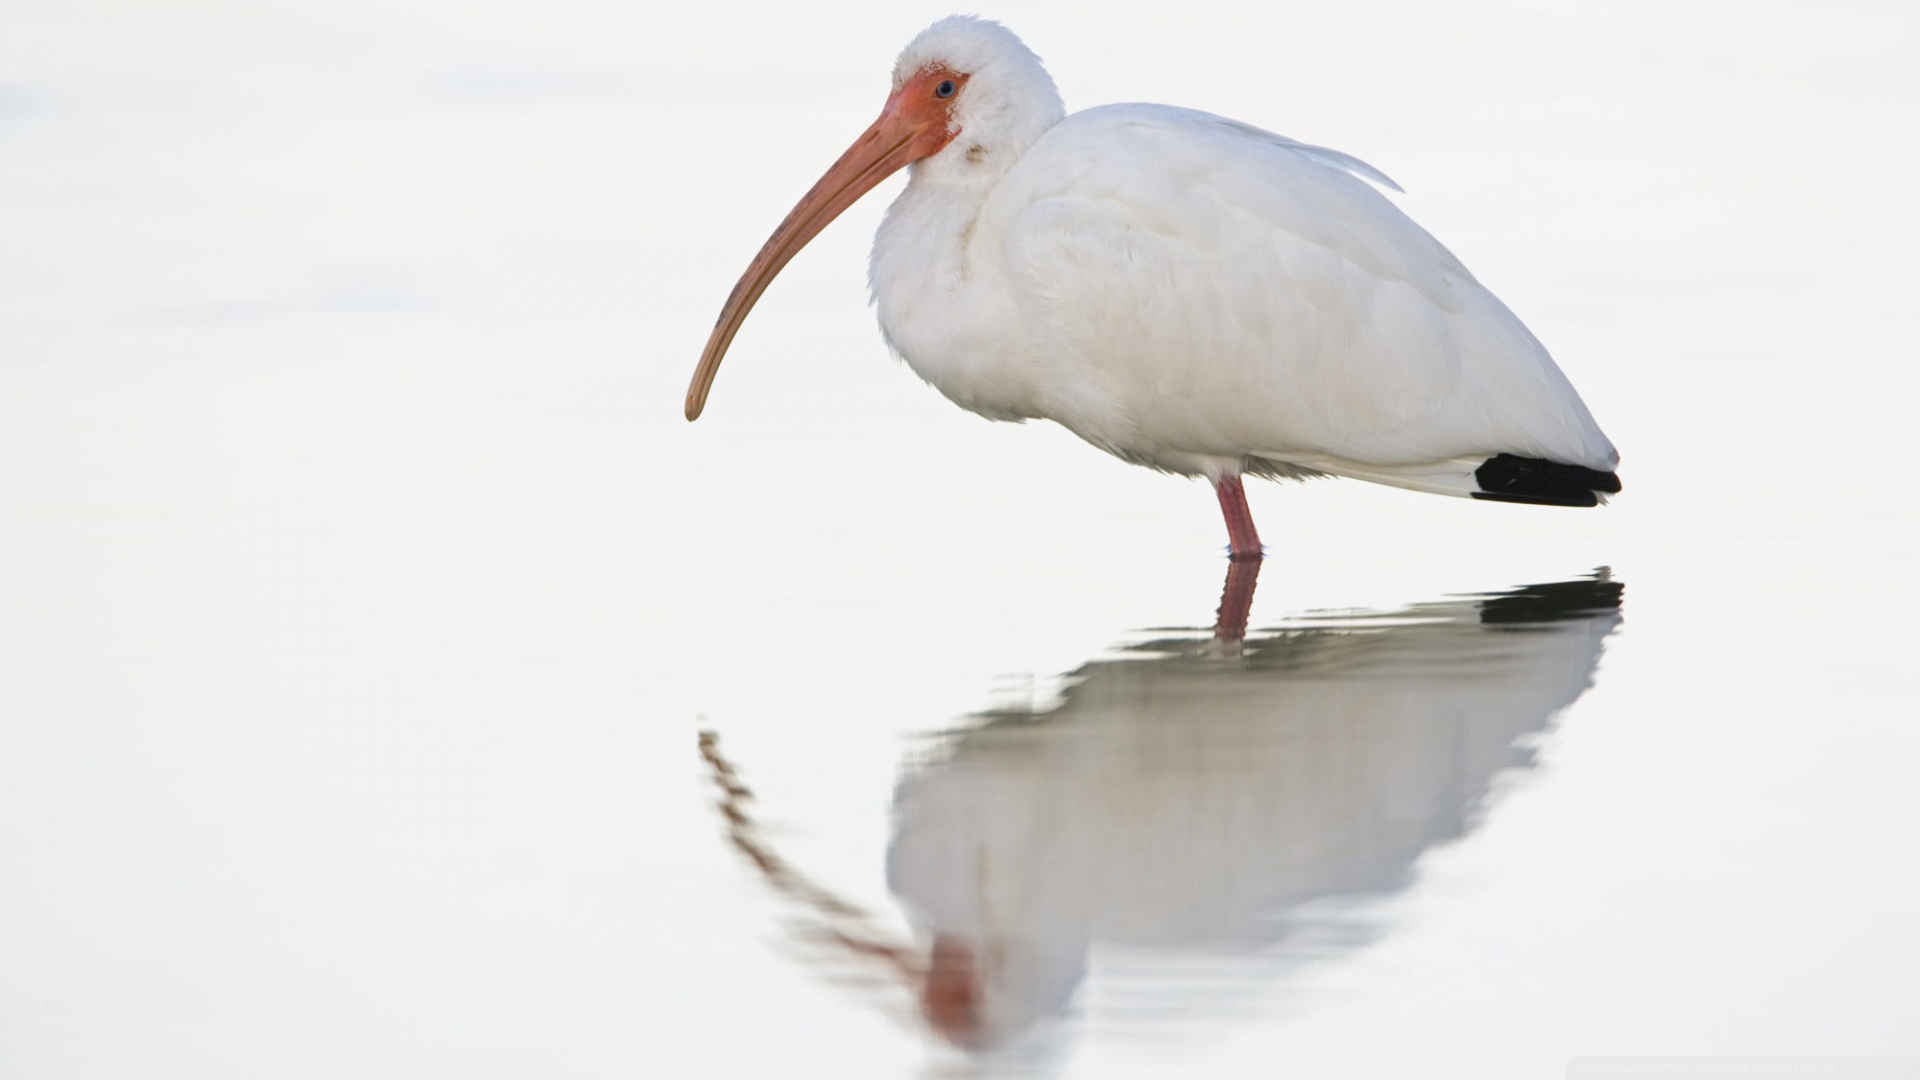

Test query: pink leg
[1212,475,1264,560]
[1212,554,1262,643]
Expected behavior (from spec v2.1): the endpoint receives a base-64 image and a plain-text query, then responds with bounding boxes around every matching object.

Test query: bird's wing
[978,104,1616,474]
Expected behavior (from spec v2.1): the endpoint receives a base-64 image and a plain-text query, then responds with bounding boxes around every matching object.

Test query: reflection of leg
[1212,475,1264,560]
[1213,555,1262,643]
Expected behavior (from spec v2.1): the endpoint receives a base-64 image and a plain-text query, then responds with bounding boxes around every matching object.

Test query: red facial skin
[686,67,970,420]
[920,935,983,1045]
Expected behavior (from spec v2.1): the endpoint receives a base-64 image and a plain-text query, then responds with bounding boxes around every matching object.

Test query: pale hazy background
[2,1,1917,1077]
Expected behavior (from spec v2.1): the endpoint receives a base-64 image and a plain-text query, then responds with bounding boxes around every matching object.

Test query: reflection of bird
[887,573,1623,1049]
[700,572,1623,1054]
[687,16,1621,557]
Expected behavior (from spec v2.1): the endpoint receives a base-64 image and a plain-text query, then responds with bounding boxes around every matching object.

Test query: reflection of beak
[685,93,936,421]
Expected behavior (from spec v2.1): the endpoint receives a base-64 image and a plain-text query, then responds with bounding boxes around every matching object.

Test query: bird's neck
[875,164,998,276]
[869,167,1033,422]
[868,110,1064,421]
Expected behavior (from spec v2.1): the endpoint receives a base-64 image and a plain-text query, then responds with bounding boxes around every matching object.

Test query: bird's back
[972,104,1617,492]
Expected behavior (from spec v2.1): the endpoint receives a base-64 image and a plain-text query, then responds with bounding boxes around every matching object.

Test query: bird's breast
[871,181,1055,425]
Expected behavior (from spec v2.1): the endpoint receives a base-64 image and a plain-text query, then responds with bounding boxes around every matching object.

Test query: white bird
[686,16,1620,558]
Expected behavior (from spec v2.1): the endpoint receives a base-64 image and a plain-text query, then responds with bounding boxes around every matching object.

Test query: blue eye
[935,79,956,98]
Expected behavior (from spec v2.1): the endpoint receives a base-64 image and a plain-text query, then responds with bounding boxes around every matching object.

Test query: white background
[2,1,1917,1076]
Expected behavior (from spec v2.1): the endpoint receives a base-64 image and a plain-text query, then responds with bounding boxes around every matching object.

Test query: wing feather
[979,104,1616,475]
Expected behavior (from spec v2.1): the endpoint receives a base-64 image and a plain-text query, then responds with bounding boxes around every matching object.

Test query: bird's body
[875,100,1615,492]
[688,17,1620,555]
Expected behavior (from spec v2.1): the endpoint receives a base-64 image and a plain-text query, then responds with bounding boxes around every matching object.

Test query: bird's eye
[934,79,956,99]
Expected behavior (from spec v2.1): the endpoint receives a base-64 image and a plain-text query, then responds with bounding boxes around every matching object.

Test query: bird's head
[889,16,1065,183]
[684,16,1063,421]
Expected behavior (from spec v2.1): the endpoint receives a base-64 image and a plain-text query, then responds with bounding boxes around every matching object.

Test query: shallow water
[2,2,1918,1077]
[710,572,1626,1061]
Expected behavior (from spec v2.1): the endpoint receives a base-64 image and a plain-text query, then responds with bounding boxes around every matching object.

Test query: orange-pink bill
[684,69,966,420]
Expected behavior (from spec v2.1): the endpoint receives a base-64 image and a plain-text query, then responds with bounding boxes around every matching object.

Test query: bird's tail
[1469,454,1622,507]
[1266,454,1621,507]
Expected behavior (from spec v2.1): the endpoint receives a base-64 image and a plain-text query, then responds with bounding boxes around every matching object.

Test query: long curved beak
[685,93,936,421]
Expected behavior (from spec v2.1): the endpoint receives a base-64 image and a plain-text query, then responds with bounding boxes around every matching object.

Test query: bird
[685,16,1620,559]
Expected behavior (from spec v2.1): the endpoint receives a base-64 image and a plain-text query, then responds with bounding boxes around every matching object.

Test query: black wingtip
[1478,574,1624,624]
[1471,453,1621,507]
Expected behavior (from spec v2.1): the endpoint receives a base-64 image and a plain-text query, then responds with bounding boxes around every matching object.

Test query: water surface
[1,2,1916,1078]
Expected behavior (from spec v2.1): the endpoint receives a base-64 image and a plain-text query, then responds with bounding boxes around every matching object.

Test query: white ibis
[687,16,1620,558]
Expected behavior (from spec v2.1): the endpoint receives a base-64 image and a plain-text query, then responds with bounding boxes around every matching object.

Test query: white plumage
[689,16,1620,554]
